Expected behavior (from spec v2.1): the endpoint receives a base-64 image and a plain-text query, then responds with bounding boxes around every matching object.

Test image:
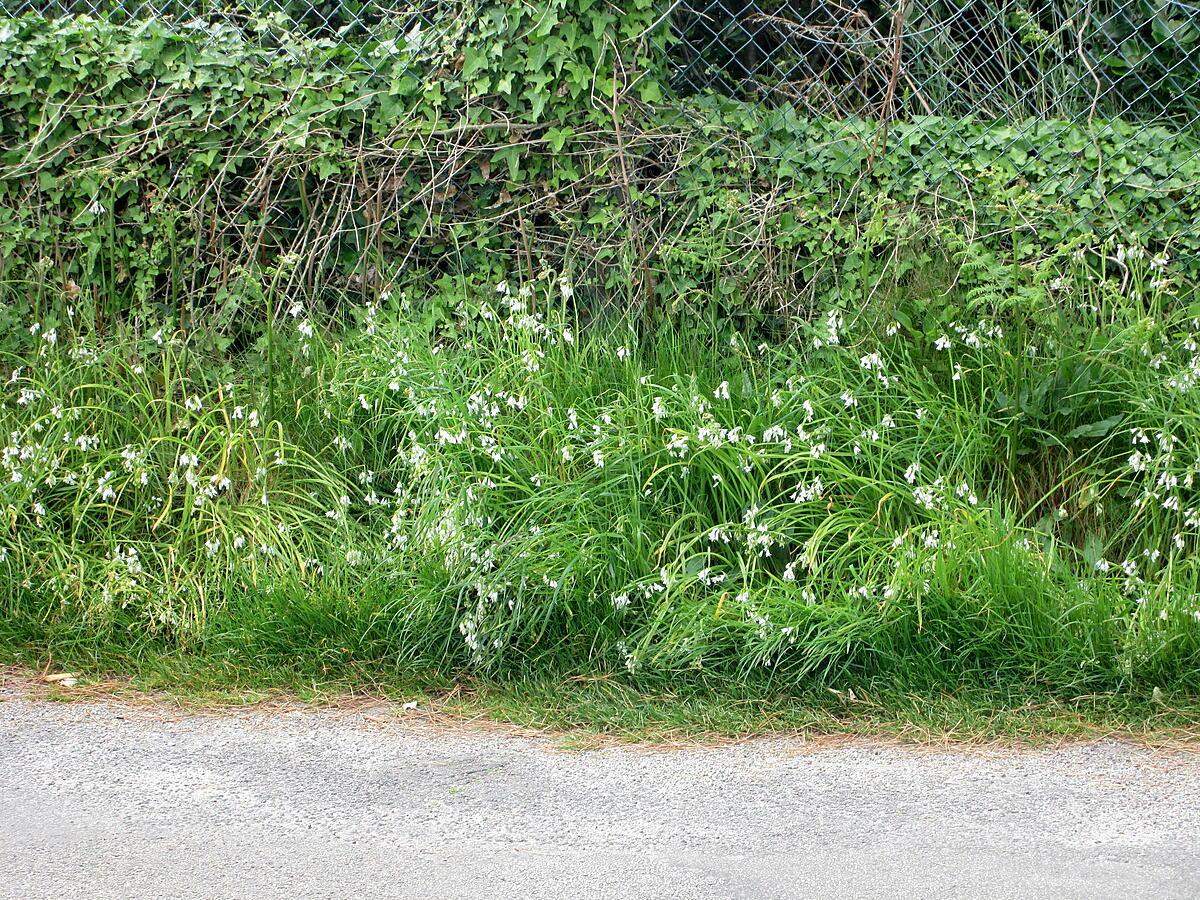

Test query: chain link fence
[668,1,1200,253]
[671,1,1200,121]
[5,0,1200,254]
[0,0,445,71]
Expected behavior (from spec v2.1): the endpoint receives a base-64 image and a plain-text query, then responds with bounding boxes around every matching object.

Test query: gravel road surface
[1,690,1198,899]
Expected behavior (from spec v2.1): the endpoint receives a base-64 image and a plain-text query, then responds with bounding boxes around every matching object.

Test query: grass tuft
[3,264,1200,735]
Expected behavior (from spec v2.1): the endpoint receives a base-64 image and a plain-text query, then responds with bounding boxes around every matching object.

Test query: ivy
[0,5,1196,353]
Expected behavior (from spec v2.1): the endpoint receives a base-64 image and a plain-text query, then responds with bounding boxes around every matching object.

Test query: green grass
[4,645,1198,745]
[3,261,1200,739]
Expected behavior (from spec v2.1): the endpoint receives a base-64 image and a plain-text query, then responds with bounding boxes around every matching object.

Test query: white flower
[714,381,730,400]
[558,275,574,300]
[935,335,952,351]
[762,425,786,442]
[521,348,542,372]
[96,471,116,501]
[592,450,605,469]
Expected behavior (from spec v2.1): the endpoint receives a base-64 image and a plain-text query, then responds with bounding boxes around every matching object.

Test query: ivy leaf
[545,126,572,153]
[637,79,662,103]
[462,45,487,78]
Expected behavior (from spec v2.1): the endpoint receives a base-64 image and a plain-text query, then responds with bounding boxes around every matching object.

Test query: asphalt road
[1,692,1198,899]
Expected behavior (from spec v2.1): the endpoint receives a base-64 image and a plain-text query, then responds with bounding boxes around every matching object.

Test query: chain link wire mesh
[0,0,449,72]
[671,1,1200,120]
[667,0,1200,255]
[4,0,1199,255]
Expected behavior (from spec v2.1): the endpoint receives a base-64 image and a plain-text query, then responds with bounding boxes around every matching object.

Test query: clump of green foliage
[2,4,1200,712]
[3,258,1199,695]
[1,9,1197,357]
